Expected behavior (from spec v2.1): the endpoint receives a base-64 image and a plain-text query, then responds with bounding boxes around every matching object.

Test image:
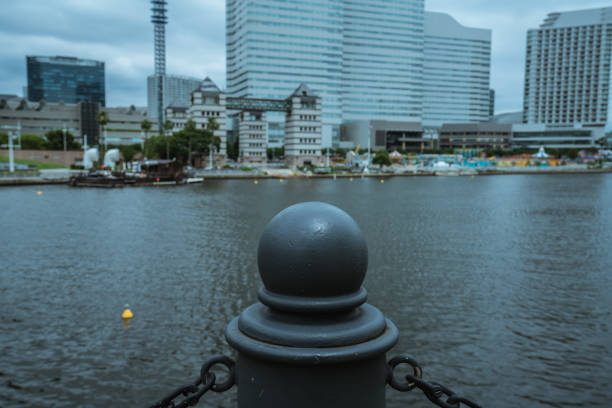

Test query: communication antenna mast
[151,0,167,134]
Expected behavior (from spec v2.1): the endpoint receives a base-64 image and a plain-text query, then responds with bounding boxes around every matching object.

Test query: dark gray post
[226,202,398,408]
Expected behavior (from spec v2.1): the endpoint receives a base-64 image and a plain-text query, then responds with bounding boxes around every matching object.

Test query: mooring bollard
[149,202,481,408]
[225,201,397,407]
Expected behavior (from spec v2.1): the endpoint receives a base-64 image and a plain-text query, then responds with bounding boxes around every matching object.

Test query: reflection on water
[1,175,612,407]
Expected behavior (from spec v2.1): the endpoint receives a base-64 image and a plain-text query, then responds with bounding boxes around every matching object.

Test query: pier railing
[148,202,481,408]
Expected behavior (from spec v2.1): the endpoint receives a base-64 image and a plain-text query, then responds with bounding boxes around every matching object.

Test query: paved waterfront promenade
[2,165,611,186]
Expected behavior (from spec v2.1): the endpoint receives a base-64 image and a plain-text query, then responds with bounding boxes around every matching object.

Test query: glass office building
[27,56,105,106]
[423,12,492,128]
[147,74,203,120]
[226,0,425,146]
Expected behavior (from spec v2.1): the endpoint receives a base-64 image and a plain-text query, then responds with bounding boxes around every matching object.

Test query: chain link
[148,355,236,408]
[387,354,482,408]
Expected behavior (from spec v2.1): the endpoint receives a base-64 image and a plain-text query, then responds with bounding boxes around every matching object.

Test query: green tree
[185,119,196,132]
[0,133,7,146]
[372,150,391,167]
[141,118,153,140]
[163,119,174,135]
[109,143,142,163]
[45,130,80,150]
[207,117,220,132]
[145,126,217,166]
[96,110,109,147]
[21,134,46,150]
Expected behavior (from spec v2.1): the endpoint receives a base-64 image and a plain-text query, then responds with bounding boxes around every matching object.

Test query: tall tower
[151,0,167,134]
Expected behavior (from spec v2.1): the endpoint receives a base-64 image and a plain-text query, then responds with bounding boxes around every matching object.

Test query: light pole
[17,120,21,150]
[63,123,67,152]
[8,131,15,173]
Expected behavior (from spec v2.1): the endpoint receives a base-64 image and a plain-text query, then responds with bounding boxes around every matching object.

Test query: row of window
[298,138,317,143]
[298,149,318,155]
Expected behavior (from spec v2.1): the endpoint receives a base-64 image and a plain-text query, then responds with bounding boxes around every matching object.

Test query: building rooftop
[538,7,612,29]
[195,77,222,95]
[27,55,104,67]
[290,84,317,98]
[425,11,491,41]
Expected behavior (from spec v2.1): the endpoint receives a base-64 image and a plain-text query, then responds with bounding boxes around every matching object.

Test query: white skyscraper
[147,74,203,120]
[226,0,425,146]
[423,12,492,128]
[523,7,612,126]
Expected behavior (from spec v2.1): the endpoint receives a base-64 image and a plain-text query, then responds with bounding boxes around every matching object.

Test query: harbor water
[1,175,612,407]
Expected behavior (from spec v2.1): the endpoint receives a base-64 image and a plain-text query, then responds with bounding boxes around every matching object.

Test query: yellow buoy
[349,177,353,182]
[37,190,43,196]
[122,304,133,320]
[279,178,283,183]
[380,179,385,184]
[254,180,259,185]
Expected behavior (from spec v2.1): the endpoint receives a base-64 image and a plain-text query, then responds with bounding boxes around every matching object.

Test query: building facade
[26,56,105,106]
[0,97,146,146]
[238,111,267,162]
[147,74,203,121]
[226,0,426,148]
[438,123,512,151]
[188,78,227,158]
[423,12,492,128]
[511,123,604,149]
[523,7,612,126]
[284,85,323,166]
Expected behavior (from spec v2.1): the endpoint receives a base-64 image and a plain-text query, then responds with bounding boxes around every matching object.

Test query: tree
[0,133,7,146]
[372,150,391,167]
[163,119,174,135]
[141,118,153,140]
[21,134,46,150]
[96,110,109,146]
[207,117,220,132]
[185,119,196,132]
[45,130,80,150]
[145,126,217,166]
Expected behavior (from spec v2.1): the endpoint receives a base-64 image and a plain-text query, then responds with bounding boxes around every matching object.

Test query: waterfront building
[188,78,227,159]
[341,120,425,152]
[26,56,105,106]
[284,85,323,166]
[511,123,604,149]
[226,0,426,148]
[147,74,202,122]
[239,111,267,163]
[438,123,512,151]
[423,12,492,128]
[523,7,612,126]
[0,97,147,146]
[103,106,148,145]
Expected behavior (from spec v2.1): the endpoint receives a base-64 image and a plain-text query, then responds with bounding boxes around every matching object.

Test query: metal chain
[148,355,236,408]
[387,354,482,408]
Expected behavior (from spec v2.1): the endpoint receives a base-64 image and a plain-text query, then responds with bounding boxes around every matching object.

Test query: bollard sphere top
[257,202,368,312]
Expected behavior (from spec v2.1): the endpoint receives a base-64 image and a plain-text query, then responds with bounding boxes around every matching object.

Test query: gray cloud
[0,0,609,113]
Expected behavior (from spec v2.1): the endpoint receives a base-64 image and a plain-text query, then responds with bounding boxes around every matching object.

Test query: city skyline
[1,0,611,113]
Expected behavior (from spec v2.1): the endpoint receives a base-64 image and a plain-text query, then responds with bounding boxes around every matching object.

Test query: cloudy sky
[0,0,610,113]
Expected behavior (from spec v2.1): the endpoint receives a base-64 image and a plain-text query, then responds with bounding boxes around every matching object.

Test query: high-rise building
[523,7,612,126]
[489,89,495,119]
[147,75,203,120]
[226,0,425,147]
[26,56,105,106]
[423,12,491,128]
